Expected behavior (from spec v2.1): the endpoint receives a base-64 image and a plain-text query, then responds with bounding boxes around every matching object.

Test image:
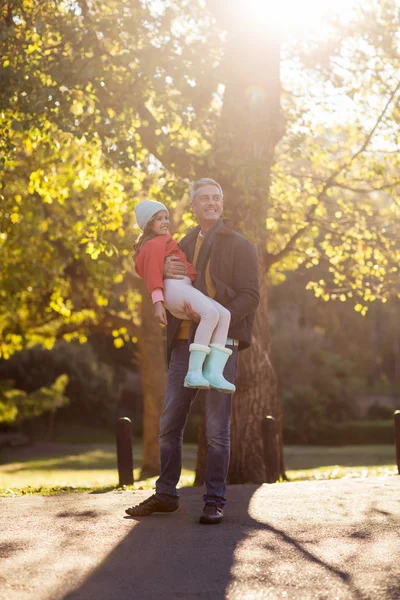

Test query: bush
[0,375,69,425]
[309,351,360,422]
[271,306,362,429]
[0,342,123,425]
[327,420,395,445]
[282,385,329,444]
[367,403,395,420]
[283,419,395,445]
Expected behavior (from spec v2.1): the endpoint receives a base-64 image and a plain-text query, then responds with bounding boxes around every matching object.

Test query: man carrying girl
[126,178,260,524]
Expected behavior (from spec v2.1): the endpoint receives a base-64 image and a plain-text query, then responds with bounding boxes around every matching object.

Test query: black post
[261,416,279,484]
[394,410,400,475]
[116,417,134,486]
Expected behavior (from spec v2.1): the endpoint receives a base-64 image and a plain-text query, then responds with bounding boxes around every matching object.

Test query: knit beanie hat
[134,199,169,231]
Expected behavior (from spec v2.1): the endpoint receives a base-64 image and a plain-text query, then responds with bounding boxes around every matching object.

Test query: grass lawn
[0,442,197,496]
[0,439,397,496]
[284,445,398,482]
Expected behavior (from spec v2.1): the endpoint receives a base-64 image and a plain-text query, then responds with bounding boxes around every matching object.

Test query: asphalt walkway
[1,476,399,599]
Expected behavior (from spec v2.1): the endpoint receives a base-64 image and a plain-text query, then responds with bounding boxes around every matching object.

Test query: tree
[200,2,284,482]
[0,0,217,472]
[203,0,400,481]
[0,122,169,467]
[1,0,400,483]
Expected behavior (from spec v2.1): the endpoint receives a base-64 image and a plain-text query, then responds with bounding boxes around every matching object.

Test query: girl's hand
[154,301,167,325]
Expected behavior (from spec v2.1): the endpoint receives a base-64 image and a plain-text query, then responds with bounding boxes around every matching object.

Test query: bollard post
[261,415,279,484]
[394,410,400,475]
[116,417,134,486]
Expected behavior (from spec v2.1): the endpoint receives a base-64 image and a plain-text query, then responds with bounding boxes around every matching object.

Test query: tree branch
[265,187,328,269]
[76,0,199,179]
[265,83,400,269]
[349,81,400,165]
[137,104,197,178]
[333,180,400,194]
[265,224,309,269]
[55,312,140,340]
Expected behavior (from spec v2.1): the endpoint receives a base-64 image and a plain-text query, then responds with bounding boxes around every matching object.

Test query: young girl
[134,199,235,394]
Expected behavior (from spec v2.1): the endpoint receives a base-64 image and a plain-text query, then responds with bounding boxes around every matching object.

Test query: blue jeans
[155,341,239,507]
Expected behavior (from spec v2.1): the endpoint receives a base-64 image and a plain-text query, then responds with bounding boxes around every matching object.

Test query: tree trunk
[137,284,167,475]
[392,300,400,392]
[229,277,284,483]
[195,5,285,483]
[194,278,283,484]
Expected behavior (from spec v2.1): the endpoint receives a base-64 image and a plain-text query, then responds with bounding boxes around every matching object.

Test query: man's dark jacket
[166,219,260,363]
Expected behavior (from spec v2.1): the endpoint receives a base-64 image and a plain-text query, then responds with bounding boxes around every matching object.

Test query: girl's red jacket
[135,234,197,295]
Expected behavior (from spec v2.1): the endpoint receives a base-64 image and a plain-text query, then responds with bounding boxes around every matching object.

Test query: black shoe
[199,503,224,524]
[125,494,179,517]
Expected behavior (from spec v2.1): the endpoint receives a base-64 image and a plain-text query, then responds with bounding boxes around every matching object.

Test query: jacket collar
[182,219,233,246]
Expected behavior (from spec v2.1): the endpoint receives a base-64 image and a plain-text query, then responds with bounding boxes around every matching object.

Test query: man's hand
[183,302,201,324]
[163,256,187,280]
[154,301,167,325]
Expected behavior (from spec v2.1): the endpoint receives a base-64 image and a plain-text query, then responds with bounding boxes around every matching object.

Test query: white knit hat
[134,199,169,231]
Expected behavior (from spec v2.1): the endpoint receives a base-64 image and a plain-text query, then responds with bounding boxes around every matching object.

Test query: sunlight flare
[244,0,356,33]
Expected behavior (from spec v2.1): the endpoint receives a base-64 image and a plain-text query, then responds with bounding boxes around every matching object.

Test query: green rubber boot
[184,344,211,389]
[203,344,236,394]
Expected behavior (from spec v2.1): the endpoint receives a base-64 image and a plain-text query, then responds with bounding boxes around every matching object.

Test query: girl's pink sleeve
[151,288,164,304]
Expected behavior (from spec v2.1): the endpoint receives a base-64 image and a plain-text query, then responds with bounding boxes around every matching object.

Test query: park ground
[1,431,399,599]
[0,476,399,599]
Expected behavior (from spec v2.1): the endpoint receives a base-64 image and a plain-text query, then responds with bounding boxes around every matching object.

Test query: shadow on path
[63,485,365,600]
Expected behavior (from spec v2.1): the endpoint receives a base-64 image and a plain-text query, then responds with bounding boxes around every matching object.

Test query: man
[126,178,259,524]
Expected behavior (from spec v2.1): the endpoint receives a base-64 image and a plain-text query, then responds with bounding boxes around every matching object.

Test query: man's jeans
[155,341,239,507]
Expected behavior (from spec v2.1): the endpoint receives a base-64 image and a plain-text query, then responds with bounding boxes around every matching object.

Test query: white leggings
[164,277,231,346]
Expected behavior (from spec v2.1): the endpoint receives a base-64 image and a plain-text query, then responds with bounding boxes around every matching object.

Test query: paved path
[0,477,399,600]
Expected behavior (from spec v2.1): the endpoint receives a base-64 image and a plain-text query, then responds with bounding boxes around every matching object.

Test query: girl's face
[151,210,170,235]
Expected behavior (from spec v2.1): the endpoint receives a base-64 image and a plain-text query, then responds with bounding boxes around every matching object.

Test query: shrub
[271,306,362,428]
[282,385,329,444]
[0,375,69,425]
[367,403,396,420]
[284,419,395,445]
[0,342,122,425]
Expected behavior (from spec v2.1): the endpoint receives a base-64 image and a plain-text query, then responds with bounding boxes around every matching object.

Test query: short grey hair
[189,178,223,201]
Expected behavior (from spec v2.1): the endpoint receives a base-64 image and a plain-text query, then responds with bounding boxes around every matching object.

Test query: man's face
[192,184,223,225]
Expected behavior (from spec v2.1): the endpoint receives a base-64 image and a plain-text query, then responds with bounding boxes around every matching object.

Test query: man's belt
[174,337,239,347]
